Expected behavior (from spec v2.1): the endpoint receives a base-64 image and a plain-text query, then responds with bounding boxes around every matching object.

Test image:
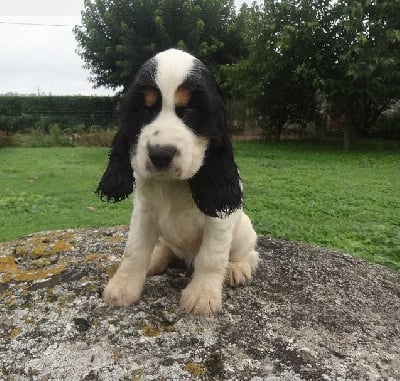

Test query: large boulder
[0,227,399,380]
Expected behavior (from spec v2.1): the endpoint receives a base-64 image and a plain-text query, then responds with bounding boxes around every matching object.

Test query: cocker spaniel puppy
[97,49,258,315]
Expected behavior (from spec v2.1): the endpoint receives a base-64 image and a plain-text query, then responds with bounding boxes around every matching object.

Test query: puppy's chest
[140,181,205,252]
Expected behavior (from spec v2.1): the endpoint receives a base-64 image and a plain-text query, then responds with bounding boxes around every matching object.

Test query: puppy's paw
[103,273,144,307]
[226,261,252,287]
[180,280,222,315]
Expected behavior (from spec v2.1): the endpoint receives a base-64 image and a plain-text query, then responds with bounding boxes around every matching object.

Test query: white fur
[133,112,208,181]
[103,49,259,315]
[155,48,194,110]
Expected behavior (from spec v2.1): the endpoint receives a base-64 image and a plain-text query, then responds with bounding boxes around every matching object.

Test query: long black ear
[95,70,150,202]
[188,137,242,217]
[96,130,134,202]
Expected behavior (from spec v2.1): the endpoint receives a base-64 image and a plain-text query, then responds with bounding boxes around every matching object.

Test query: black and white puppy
[97,49,258,315]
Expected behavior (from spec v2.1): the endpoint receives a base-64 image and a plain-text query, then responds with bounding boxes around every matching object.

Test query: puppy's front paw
[180,280,222,315]
[103,273,144,307]
[226,261,252,287]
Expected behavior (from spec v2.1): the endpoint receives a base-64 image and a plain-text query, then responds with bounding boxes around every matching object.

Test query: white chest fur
[136,179,206,260]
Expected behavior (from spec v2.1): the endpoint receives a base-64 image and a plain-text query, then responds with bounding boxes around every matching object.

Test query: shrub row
[0,127,117,148]
[372,112,400,140]
[0,95,118,134]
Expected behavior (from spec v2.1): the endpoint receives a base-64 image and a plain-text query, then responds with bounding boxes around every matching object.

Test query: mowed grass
[0,147,132,242]
[0,142,399,269]
[237,141,400,269]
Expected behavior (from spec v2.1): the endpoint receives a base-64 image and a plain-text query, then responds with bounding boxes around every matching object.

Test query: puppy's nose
[148,144,177,169]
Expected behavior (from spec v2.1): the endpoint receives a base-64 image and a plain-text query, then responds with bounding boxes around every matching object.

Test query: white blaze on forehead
[155,49,195,109]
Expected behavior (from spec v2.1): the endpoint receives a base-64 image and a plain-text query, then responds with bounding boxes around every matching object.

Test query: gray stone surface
[0,226,399,380]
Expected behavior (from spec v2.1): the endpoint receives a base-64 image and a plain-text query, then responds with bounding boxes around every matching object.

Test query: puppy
[97,49,258,315]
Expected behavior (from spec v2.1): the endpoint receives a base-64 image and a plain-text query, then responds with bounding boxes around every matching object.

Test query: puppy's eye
[175,106,194,119]
[142,105,157,116]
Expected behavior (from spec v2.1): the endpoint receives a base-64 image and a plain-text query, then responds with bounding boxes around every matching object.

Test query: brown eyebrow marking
[144,88,158,107]
[175,86,191,108]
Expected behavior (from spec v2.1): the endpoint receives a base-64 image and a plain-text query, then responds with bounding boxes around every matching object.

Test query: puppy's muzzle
[148,144,177,170]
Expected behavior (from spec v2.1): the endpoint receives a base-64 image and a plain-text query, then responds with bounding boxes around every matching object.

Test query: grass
[0,142,399,269]
[237,141,400,269]
[0,147,131,241]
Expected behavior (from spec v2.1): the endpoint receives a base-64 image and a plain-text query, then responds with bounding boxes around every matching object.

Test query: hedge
[0,95,118,133]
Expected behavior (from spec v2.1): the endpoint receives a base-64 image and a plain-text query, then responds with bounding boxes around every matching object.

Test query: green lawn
[0,142,399,269]
[0,147,131,242]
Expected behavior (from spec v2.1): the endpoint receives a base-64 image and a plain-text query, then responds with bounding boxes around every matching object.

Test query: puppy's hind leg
[147,244,175,276]
[227,213,259,287]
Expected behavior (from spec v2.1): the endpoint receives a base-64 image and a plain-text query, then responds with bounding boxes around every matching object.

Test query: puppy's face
[98,49,242,217]
[121,49,221,181]
[134,111,208,181]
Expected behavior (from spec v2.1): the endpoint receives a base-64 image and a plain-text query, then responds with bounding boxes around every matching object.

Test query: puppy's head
[97,49,242,217]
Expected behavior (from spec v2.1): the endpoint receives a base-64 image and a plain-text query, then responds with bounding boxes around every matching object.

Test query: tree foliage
[322,0,400,142]
[74,0,245,90]
[225,1,322,140]
[74,0,400,144]
[225,0,400,143]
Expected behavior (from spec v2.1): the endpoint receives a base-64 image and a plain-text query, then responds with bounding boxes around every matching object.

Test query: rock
[0,227,399,380]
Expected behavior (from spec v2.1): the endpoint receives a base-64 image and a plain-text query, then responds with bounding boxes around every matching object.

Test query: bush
[49,123,61,142]
[48,124,70,146]
[73,123,86,134]
[76,129,117,147]
[372,112,400,140]
[0,134,12,147]
[33,116,50,132]
[30,126,48,147]
[10,125,72,147]
[0,127,116,148]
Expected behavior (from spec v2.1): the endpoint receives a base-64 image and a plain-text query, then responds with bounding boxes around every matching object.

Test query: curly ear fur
[187,73,242,217]
[95,65,156,202]
[188,136,242,217]
[96,130,134,202]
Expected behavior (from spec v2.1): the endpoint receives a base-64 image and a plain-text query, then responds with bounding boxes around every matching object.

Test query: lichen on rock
[0,227,399,380]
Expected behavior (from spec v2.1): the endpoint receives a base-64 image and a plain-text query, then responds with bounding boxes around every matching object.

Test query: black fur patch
[96,58,159,202]
[175,59,225,139]
[96,130,134,202]
[189,137,242,217]
[183,59,242,216]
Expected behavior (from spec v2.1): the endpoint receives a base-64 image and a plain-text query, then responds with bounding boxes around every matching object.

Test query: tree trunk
[314,113,327,141]
[274,126,282,141]
[343,122,352,150]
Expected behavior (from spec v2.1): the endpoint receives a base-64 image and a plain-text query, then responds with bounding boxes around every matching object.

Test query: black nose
[148,144,177,169]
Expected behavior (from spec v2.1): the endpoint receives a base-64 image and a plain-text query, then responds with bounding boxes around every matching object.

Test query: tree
[225,1,321,140]
[225,0,400,146]
[319,0,400,147]
[74,0,244,91]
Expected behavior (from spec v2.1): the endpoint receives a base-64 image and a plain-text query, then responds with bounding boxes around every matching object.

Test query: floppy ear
[188,136,242,217]
[96,76,148,202]
[96,130,134,202]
